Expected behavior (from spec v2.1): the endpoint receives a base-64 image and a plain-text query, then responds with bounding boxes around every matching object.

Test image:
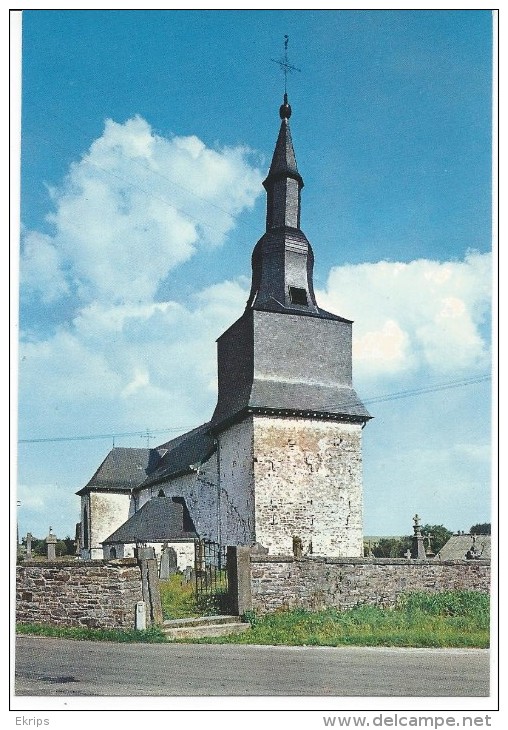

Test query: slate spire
[246,96,327,317]
[263,93,303,230]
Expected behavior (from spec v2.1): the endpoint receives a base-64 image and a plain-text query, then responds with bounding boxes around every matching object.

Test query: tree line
[20,535,76,557]
[365,523,490,558]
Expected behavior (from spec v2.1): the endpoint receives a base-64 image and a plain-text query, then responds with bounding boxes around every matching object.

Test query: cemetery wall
[248,555,491,614]
[16,559,144,629]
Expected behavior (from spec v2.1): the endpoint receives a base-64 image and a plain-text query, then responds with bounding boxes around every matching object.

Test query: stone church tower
[210,95,371,557]
[79,94,371,560]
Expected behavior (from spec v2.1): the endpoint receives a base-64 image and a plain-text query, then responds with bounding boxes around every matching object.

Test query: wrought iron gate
[194,539,230,614]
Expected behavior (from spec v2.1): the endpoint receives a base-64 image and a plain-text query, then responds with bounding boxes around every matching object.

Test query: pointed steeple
[263,94,303,230]
[246,97,343,319]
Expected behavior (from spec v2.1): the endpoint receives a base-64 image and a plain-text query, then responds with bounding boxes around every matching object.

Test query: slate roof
[137,421,216,489]
[437,534,491,560]
[249,381,371,419]
[76,447,163,495]
[78,423,216,496]
[264,116,302,184]
[102,496,198,544]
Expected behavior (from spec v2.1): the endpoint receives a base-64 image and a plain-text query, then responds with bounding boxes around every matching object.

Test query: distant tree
[372,536,412,558]
[469,523,491,535]
[61,536,76,554]
[27,538,47,556]
[421,524,452,554]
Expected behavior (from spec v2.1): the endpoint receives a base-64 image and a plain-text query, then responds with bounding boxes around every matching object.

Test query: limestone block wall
[249,556,491,614]
[16,560,144,629]
[253,417,364,557]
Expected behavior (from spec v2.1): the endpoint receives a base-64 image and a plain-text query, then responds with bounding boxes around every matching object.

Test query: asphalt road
[15,637,489,697]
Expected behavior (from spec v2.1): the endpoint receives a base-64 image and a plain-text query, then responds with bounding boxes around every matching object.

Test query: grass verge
[189,591,490,648]
[16,623,167,643]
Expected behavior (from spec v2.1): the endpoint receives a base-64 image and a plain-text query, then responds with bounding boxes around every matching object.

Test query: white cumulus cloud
[318,251,491,378]
[18,279,248,441]
[20,116,262,306]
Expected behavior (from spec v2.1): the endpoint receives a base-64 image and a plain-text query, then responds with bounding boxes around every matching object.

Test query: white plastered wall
[86,491,131,559]
[134,454,220,542]
[216,418,256,546]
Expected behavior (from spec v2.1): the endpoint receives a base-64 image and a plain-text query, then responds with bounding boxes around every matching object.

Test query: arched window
[110,546,117,559]
[158,489,165,497]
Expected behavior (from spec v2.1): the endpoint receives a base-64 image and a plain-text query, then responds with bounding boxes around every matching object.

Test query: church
[77,93,371,563]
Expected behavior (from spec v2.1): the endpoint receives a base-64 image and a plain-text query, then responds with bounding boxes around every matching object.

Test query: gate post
[227,546,252,616]
[137,548,163,626]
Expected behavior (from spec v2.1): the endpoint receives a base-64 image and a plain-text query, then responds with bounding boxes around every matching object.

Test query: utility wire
[18,373,491,445]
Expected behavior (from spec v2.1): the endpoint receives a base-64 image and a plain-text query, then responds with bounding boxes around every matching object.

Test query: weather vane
[271,35,301,94]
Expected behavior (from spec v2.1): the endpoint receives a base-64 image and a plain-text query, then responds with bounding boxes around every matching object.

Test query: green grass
[189,591,490,648]
[16,623,167,643]
[159,574,200,619]
[159,572,229,619]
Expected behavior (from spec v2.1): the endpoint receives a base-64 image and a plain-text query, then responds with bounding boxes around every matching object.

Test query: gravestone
[411,514,427,560]
[425,533,435,557]
[251,542,269,555]
[136,545,155,560]
[292,535,303,559]
[466,535,481,560]
[182,565,194,584]
[26,532,33,559]
[45,528,57,560]
[160,545,178,579]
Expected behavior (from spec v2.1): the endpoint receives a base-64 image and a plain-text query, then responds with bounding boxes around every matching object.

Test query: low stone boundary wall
[249,556,490,614]
[16,559,144,629]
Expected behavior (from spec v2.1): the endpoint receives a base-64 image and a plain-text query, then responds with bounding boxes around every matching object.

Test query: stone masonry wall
[253,417,364,557]
[250,556,490,614]
[16,559,144,629]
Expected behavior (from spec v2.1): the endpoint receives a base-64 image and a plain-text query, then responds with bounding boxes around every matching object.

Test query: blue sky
[16,9,493,543]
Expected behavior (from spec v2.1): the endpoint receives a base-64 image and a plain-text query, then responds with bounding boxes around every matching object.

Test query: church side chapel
[78,91,371,564]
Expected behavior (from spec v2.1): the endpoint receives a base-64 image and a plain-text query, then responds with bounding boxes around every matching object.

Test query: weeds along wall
[16,559,144,629]
[248,555,491,614]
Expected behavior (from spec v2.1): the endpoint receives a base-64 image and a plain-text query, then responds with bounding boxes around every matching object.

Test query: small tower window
[289,286,308,306]
[83,506,89,550]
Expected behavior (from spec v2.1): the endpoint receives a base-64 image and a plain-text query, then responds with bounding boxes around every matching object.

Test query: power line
[17,373,491,445]
[361,374,491,405]
[18,427,190,445]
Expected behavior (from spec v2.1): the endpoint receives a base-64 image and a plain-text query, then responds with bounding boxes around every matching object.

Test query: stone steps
[162,615,250,640]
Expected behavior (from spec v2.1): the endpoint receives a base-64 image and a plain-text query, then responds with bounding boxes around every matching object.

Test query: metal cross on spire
[271,35,301,94]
